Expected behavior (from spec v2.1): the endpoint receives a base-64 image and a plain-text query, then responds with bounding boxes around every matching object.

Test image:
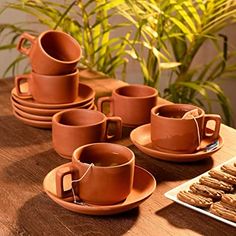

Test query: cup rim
[151,104,204,120]
[38,30,82,64]
[52,108,106,128]
[72,142,135,169]
[32,68,79,77]
[114,84,158,99]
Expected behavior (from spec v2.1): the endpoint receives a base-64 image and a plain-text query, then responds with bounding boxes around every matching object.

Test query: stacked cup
[11,30,98,128]
[15,30,82,104]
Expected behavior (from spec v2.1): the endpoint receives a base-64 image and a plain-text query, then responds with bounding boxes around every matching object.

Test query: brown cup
[17,30,82,75]
[97,84,158,127]
[52,109,122,158]
[15,69,79,104]
[56,143,135,205]
[151,104,221,153]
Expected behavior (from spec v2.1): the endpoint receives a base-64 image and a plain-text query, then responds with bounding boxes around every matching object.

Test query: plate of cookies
[165,156,236,227]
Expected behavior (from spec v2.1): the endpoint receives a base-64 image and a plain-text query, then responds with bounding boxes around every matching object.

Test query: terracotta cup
[97,84,158,127]
[15,69,79,104]
[151,104,221,154]
[17,30,82,75]
[56,143,135,205]
[52,109,122,158]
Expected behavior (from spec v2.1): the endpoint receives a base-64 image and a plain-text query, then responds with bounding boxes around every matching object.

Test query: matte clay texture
[151,104,221,153]
[98,84,157,127]
[130,124,223,162]
[13,109,52,129]
[52,109,122,158]
[17,30,82,75]
[44,163,156,215]
[15,69,79,104]
[12,82,95,109]
[11,96,94,116]
[67,143,135,205]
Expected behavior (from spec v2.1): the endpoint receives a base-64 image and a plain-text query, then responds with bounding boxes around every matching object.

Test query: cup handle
[97,96,114,116]
[17,32,36,56]
[202,114,221,140]
[56,164,77,199]
[15,74,32,98]
[105,116,122,140]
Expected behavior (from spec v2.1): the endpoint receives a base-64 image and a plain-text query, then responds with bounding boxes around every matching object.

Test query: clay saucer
[130,124,224,162]
[12,104,52,121]
[13,110,51,129]
[43,164,156,215]
[12,82,95,109]
[11,96,95,116]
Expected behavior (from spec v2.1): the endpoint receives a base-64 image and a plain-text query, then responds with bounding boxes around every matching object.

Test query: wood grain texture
[0,78,236,235]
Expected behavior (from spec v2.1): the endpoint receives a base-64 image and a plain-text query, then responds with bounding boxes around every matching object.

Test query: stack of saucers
[11,82,96,129]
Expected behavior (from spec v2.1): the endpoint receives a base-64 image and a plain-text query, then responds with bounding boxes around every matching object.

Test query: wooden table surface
[0,78,236,236]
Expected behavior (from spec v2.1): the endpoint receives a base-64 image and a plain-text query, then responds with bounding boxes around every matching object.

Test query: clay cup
[97,84,158,127]
[56,143,135,205]
[17,30,82,75]
[52,109,122,158]
[151,104,221,153]
[15,69,79,104]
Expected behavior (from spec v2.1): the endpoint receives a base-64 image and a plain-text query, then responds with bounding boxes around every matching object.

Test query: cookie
[210,201,236,223]
[221,164,236,176]
[189,183,224,200]
[177,190,213,208]
[209,169,236,185]
[199,176,234,192]
[221,194,236,207]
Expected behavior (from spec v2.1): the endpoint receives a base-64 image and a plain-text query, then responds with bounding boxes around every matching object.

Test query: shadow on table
[127,144,214,183]
[155,203,235,235]
[15,193,139,235]
[0,148,68,186]
[0,115,51,147]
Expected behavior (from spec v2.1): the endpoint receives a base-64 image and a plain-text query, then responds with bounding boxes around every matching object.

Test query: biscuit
[209,169,236,185]
[221,164,236,176]
[221,194,236,207]
[199,176,234,192]
[210,201,236,223]
[177,190,213,208]
[189,183,224,200]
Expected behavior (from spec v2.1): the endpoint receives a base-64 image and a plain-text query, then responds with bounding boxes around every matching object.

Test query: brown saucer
[12,105,97,129]
[43,164,156,215]
[12,96,94,116]
[130,124,224,162]
[13,110,52,129]
[11,96,94,116]
[12,104,52,121]
[12,82,95,109]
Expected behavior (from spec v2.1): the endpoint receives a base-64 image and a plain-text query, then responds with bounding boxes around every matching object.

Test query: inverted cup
[52,109,122,158]
[56,143,135,205]
[15,69,79,104]
[17,30,82,75]
[97,84,158,126]
[151,104,221,153]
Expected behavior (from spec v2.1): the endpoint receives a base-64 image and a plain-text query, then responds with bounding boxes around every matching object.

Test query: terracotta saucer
[12,96,94,116]
[13,110,52,129]
[43,163,156,215]
[12,82,95,109]
[130,124,224,162]
[11,96,95,116]
[12,104,52,121]
[13,105,97,129]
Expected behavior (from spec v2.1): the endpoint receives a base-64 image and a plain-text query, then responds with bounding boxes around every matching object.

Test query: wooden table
[0,78,235,235]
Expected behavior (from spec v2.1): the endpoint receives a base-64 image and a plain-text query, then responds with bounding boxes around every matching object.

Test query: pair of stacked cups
[15,30,82,104]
